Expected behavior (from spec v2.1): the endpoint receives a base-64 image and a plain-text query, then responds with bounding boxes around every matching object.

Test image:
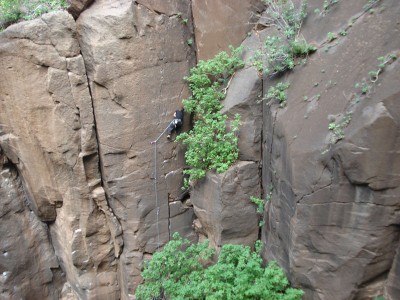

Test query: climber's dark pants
[167,119,182,135]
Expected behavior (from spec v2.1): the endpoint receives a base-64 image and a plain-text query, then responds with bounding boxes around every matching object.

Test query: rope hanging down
[150,121,174,250]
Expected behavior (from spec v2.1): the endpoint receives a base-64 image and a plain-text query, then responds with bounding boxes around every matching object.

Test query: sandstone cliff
[0,0,399,299]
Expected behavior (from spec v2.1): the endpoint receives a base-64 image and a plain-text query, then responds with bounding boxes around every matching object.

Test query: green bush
[136,233,304,300]
[254,0,316,76]
[176,47,244,187]
[265,82,290,104]
[0,0,68,30]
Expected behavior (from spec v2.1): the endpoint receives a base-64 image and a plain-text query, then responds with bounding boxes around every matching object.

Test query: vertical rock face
[0,150,63,299]
[76,0,196,297]
[262,0,400,299]
[0,11,122,299]
[192,161,261,249]
[190,32,265,250]
[192,0,265,60]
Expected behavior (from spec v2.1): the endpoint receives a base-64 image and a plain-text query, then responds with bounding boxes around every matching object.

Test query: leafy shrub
[265,82,290,104]
[255,0,316,76]
[250,196,265,215]
[136,233,304,300]
[176,47,244,187]
[0,0,68,30]
[0,0,24,28]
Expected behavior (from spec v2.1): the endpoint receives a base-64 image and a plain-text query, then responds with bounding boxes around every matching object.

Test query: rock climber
[150,108,184,144]
[166,108,184,140]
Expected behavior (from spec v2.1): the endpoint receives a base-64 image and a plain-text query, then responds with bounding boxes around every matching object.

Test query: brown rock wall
[192,0,265,60]
[262,0,400,299]
[0,11,122,299]
[76,0,196,297]
[0,151,63,299]
[191,161,261,250]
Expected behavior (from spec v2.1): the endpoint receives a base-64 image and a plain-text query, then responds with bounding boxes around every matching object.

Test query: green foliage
[250,50,265,73]
[250,196,265,215]
[327,32,337,42]
[368,53,397,83]
[265,82,290,105]
[177,47,244,187]
[262,0,307,40]
[176,12,188,24]
[0,0,24,28]
[257,0,315,76]
[363,0,381,12]
[136,233,304,300]
[0,0,67,30]
[322,0,338,14]
[329,112,352,143]
[354,79,371,95]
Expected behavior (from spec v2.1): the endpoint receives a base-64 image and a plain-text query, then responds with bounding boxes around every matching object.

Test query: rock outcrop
[0,150,63,299]
[0,11,122,299]
[76,0,196,297]
[261,0,400,299]
[187,3,280,250]
[192,161,261,249]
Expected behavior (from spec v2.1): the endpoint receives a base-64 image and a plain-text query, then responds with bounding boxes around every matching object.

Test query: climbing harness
[150,120,174,250]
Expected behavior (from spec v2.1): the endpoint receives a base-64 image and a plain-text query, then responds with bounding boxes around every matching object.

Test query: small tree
[136,233,304,300]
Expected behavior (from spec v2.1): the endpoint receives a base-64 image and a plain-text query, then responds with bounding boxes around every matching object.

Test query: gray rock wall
[261,0,400,299]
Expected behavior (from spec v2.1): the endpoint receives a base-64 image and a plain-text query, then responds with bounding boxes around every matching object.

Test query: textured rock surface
[76,0,196,297]
[191,32,264,250]
[0,11,122,299]
[0,0,399,299]
[192,0,265,60]
[67,0,94,19]
[262,0,400,299]
[0,150,64,299]
[191,161,261,250]
[221,31,266,161]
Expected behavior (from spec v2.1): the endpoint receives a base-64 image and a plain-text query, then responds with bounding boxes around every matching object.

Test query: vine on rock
[176,46,244,188]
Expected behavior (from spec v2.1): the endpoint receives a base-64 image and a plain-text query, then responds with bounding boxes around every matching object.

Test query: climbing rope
[153,140,161,250]
[151,120,174,250]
